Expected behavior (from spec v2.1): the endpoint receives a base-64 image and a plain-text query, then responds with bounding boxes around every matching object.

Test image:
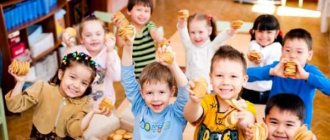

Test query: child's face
[265,106,303,140]
[188,20,211,46]
[58,64,93,98]
[254,29,278,47]
[128,4,151,26]
[141,81,175,113]
[80,20,105,55]
[281,38,313,67]
[210,59,248,100]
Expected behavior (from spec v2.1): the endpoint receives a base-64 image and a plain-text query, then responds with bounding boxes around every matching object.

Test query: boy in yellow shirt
[184,45,256,140]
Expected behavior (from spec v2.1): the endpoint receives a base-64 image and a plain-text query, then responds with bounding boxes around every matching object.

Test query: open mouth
[152,104,163,110]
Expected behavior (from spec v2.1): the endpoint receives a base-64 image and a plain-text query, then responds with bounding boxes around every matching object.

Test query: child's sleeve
[306,65,330,95]
[172,85,189,123]
[177,23,193,49]
[5,80,44,113]
[247,63,276,82]
[66,101,91,138]
[121,65,145,114]
[106,50,121,81]
[211,29,235,51]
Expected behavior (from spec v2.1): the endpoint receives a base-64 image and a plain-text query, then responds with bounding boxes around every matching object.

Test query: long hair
[49,52,97,96]
[251,14,283,45]
[188,13,217,41]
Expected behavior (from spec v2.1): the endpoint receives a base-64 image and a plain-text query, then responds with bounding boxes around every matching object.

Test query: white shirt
[178,24,233,91]
[245,40,282,91]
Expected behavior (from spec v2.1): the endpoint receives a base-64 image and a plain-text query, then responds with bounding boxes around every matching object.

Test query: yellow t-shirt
[193,94,256,140]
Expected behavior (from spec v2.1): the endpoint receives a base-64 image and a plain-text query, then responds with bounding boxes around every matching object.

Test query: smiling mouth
[152,104,162,110]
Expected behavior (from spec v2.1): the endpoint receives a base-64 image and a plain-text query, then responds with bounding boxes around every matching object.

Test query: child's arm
[177,19,193,47]
[81,101,112,132]
[105,36,121,81]
[150,27,164,43]
[6,70,26,98]
[184,83,204,123]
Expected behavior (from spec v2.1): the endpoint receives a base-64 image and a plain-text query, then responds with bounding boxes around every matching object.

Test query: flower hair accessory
[205,14,212,22]
[61,51,96,69]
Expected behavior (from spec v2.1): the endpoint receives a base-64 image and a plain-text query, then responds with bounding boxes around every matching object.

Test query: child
[247,28,330,128]
[184,45,256,140]
[5,52,110,139]
[64,15,121,139]
[264,93,316,140]
[177,12,237,91]
[113,0,163,78]
[120,34,189,139]
[242,14,283,104]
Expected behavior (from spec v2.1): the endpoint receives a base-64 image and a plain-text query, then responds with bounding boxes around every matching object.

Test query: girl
[177,12,236,91]
[63,15,121,139]
[113,0,164,78]
[5,52,110,139]
[242,14,283,104]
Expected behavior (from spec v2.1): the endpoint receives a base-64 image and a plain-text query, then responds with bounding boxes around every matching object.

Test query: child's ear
[126,9,131,16]
[242,75,249,87]
[263,117,266,123]
[58,70,64,80]
[170,86,176,97]
[207,26,212,36]
[307,50,313,61]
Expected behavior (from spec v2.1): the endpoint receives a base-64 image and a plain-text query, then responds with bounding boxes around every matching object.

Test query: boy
[184,45,256,140]
[120,34,188,139]
[113,0,164,78]
[264,94,315,140]
[247,28,330,128]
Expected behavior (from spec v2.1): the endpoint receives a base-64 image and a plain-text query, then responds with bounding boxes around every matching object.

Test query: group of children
[4,0,330,139]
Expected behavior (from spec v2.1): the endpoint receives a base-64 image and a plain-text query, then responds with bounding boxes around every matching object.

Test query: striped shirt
[133,21,157,78]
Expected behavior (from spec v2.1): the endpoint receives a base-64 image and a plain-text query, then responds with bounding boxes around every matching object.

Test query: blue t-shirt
[121,65,189,140]
[247,61,330,128]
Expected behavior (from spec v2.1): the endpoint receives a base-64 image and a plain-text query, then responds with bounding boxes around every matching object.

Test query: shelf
[7,0,67,34]
[0,0,23,7]
[31,41,61,64]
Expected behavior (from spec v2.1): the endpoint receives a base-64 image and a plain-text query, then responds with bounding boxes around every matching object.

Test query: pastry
[9,59,30,76]
[284,60,297,76]
[99,98,114,110]
[231,20,244,30]
[252,122,268,140]
[113,12,129,27]
[156,41,174,64]
[294,125,314,140]
[192,77,208,97]
[225,99,245,111]
[247,50,262,62]
[178,9,189,20]
[64,27,77,37]
[117,24,135,40]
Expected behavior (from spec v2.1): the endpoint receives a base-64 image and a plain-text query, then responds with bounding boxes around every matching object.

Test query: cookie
[284,61,297,76]
[99,98,114,110]
[231,20,244,30]
[118,25,135,40]
[252,122,268,140]
[178,9,189,20]
[9,59,30,76]
[294,125,314,140]
[247,50,262,62]
[192,77,208,97]
[64,27,77,37]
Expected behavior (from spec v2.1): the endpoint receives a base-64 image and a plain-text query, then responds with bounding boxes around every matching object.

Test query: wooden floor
[6,0,330,139]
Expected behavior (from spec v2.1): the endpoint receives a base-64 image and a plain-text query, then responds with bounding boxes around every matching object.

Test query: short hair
[139,62,176,89]
[284,28,312,50]
[210,45,247,74]
[127,0,154,13]
[265,94,306,123]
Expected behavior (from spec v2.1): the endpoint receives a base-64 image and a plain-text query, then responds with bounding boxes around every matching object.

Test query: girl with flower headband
[242,14,283,104]
[177,12,238,91]
[63,15,121,139]
[5,52,111,139]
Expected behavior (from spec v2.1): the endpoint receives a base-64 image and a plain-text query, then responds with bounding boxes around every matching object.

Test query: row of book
[3,0,58,30]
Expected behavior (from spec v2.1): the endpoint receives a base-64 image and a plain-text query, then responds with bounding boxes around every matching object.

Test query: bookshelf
[0,0,71,93]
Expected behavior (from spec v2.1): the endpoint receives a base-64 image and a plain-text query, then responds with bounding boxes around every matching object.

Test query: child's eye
[231,75,238,78]
[269,120,278,125]
[286,123,295,127]
[159,91,165,94]
[146,92,152,95]
[82,81,89,86]
[70,75,76,79]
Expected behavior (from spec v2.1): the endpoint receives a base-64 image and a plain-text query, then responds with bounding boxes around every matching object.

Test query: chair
[0,51,9,140]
